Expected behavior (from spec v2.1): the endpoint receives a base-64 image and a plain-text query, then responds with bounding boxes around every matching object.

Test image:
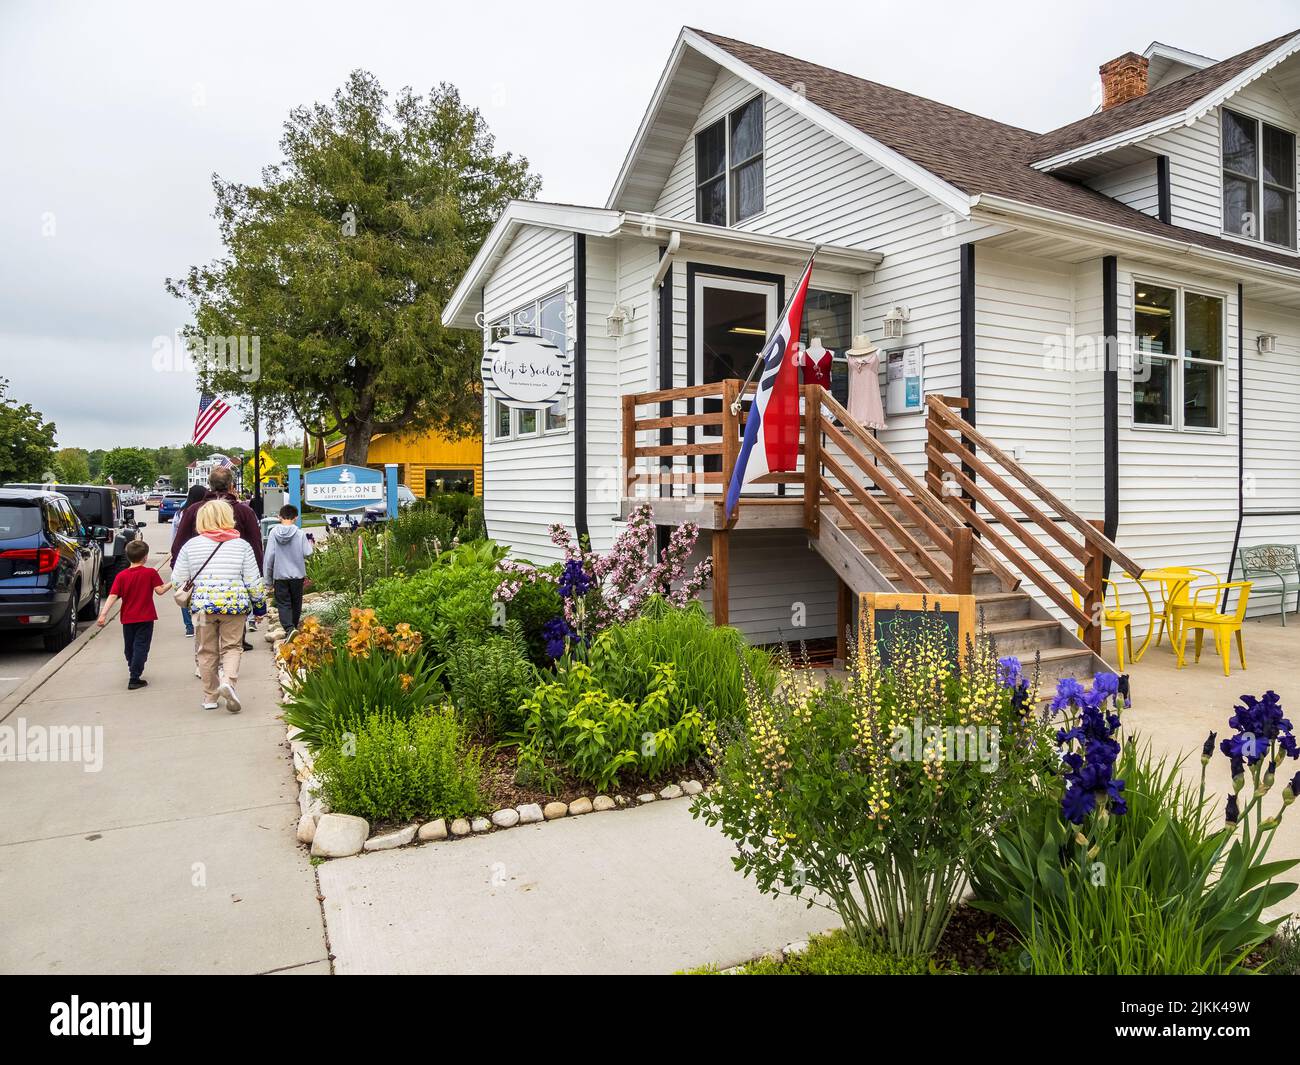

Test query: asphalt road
[0,514,170,699]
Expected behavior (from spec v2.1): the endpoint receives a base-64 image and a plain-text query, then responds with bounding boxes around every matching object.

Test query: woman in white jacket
[171,499,266,713]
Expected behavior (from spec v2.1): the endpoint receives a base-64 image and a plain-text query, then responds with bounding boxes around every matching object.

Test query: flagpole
[729,244,821,416]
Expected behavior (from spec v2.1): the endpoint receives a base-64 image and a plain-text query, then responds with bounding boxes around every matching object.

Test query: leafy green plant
[970,734,1298,974]
[313,707,486,822]
[684,931,952,975]
[587,599,774,727]
[518,660,704,791]
[282,648,444,752]
[1261,918,1300,975]
[446,622,537,737]
[365,559,502,665]
[694,616,1052,959]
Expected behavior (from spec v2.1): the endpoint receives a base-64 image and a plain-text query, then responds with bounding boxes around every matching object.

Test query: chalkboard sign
[859,592,977,669]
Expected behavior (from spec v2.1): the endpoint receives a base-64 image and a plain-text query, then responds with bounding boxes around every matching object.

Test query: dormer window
[1222,108,1297,250]
[695,96,764,226]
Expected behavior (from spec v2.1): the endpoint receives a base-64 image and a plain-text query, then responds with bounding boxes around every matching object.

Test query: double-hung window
[489,290,569,441]
[1222,108,1297,249]
[1132,281,1224,432]
[695,96,764,226]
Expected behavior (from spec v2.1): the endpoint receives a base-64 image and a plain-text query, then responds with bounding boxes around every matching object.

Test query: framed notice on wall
[859,591,977,667]
[885,344,924,416]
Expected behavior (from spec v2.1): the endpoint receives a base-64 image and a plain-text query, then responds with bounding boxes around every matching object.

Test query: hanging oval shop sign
[481,333,572,408]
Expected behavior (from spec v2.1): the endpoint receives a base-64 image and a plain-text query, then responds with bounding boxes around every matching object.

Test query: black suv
[5,483,140,591]
[0,489,103,651]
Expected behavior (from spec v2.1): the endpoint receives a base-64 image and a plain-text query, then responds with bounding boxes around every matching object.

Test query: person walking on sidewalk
[170,465,263,652]
[96,539,174,690]
[263,503,313,633]
[172,499,266,713]
[170,484,207,638]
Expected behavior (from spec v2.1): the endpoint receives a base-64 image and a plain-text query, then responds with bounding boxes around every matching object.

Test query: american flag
[193,393,231,445]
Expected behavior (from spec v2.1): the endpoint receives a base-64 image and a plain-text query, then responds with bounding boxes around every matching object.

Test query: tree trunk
[342,423,372,466]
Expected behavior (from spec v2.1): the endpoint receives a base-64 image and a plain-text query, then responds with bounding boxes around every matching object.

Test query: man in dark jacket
[169,467,264,570]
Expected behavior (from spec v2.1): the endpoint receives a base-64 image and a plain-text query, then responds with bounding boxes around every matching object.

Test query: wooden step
[985,617,1062,655]
[1026,646,1099,689]
[974,590,1031,622]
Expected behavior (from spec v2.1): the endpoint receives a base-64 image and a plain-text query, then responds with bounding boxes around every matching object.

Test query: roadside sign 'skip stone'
[311,814,370,858]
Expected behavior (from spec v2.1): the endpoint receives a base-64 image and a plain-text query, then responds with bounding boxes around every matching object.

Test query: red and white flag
[193,392,231,445]
[725,254,815,518]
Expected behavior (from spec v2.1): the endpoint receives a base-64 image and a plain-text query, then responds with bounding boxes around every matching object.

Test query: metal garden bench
[1237,543,1300,625]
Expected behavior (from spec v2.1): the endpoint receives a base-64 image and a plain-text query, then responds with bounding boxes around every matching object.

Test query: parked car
[157,492,188,524]
[0,488,102,651]
[397,485,416,509]
[4,483,141,592]
[144,490,164,510]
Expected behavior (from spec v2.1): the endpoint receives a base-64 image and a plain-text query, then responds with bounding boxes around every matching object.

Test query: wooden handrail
[926,396,1144,579]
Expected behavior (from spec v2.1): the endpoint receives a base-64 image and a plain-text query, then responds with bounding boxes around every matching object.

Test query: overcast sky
[1,0,1296,450]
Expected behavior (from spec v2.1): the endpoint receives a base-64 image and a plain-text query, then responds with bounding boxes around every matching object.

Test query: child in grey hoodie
[264,504,314,633]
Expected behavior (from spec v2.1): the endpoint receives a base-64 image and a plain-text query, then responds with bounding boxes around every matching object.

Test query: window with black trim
[695,96,764,226]
[799,288,854,408]
[1132,281,1224,432]
[1222,108,1297,250]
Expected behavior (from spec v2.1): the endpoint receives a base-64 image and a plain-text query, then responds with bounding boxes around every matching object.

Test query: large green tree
[167,71,539,465]
[54,447,91,484]
[0,378,57,483]
[102,447,156,489]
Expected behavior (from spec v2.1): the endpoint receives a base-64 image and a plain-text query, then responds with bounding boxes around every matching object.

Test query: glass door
[693,274,778,489]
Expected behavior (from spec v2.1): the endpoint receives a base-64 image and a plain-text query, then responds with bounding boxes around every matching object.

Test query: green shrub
[970,738,1295,974]
[365,559,502,666]
[587,599,774,727]
[506,565,563,665]
[1262,919,1300,975]
[388,505,456,569]
[685,931,945,975]
[313,707,486,823]
[518,660,704,791]
[282,648,444,753]
[447,622,538,737]
[417,492,482,539]
[694,618,1052,959]
[306,528,392,594]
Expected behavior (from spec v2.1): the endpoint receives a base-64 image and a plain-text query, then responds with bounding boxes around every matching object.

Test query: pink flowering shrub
[494,503,712,657]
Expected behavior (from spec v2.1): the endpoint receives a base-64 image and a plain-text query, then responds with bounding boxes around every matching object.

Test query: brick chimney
[1099,52,1149,110]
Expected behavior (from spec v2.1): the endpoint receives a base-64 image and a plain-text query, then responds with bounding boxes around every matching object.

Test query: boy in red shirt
[96,540,174,690]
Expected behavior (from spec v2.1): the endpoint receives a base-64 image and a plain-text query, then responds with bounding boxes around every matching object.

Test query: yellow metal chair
[1151,566,1220,650]
[1072,577,1137,670]
[1174,582,1253,677]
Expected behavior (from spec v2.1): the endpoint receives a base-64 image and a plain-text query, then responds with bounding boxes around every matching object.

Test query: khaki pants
[195,612,248,699]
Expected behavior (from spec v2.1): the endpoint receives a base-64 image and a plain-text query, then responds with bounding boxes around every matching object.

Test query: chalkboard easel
[859,592,977,668]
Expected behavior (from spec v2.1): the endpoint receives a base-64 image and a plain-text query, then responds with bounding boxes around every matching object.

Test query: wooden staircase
[804,387,1147,687]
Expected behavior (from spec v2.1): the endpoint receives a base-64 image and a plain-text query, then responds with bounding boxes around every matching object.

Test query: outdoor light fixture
[1257,333,1278,354]
[883,304,910,340]
[606,304,633,338]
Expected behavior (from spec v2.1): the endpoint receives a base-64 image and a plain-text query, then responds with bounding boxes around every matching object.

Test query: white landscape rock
[592,795,615,812]
[418,819,448,842]
[682,780,704,796]
[491,808,520,828]
[310,813,370,858]
[568,797,593,816]
[470,817,491,833]
[636,793,657,803]
[542,802,568,820]
[295,814,316,844]
[363,824,417,851]
[450,818,472,837]
[299,780,325,821]
[516,803,544,824]
[658,784,684,800]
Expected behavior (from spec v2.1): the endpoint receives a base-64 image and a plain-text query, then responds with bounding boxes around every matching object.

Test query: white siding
[1088,157,1160,217]
[583,236,622,553]
[481,224,575,563]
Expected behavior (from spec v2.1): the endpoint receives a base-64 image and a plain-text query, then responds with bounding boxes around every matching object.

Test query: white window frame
[694,94,766,228]
[1221,106,1298,251]
[1131,277,1227,435]
[488,288,571,442]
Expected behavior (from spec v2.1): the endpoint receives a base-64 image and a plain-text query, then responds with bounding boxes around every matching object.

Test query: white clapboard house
[443,26,1300,680]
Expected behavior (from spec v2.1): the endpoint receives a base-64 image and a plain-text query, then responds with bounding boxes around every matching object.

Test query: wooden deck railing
[924,394,1144,651]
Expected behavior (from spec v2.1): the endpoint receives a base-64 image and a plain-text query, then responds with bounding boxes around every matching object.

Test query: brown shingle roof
[1034,30,1299,160]
[691,29,1300,275]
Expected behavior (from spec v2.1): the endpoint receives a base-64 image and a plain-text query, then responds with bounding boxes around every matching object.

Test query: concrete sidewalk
[0,521,328,974]
[318,798,837,974]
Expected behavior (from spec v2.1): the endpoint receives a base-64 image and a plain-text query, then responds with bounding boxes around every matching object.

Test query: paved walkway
[0,520,328,974]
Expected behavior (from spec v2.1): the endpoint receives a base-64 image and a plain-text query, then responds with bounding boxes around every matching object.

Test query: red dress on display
[801,345,833,389]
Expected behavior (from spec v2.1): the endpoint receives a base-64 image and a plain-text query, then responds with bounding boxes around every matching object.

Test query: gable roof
[1033,29,1300,166]
[685,29,1300,273]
